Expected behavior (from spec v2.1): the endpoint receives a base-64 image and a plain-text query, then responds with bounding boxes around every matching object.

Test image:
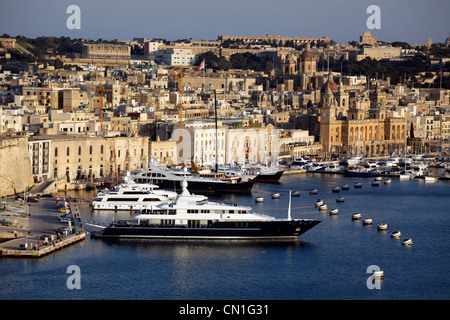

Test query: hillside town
[1,31,450,197]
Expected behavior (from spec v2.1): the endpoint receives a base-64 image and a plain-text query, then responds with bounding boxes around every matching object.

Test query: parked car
[59,217,73,223]
[57,226,72,235]
[27,196,39,203]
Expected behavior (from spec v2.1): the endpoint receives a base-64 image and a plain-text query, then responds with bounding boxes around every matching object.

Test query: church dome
[301,50,315,60]
[321,72,338,92]
[301,42,316,60]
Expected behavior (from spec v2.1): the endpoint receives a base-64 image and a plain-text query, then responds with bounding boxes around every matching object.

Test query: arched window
[100,145,104,154]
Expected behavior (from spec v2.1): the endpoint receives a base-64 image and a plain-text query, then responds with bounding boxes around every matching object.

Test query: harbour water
[1,173,449,300]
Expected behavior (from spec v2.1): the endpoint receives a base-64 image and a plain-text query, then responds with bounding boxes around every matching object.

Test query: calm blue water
[1,174,449,300]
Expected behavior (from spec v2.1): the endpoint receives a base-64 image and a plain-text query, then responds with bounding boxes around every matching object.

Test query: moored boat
[130,165,254,195]
[402,238,413,246]
[345,166,377,177]
[88,185,320,241]
[351,213,362,220]
[329,208,339,215]
[391,230,402,239]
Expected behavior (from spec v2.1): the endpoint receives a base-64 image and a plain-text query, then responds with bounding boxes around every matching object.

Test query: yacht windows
[142,198,162,202]
[122,191,149,195]
[187,220,201,228]
[160,219,175,226]
[106,198,139,202]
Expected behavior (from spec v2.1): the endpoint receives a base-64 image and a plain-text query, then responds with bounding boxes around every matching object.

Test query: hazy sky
[0,0,449,45]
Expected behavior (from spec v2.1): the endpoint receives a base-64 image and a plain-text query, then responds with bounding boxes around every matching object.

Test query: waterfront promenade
[0,198,85,258]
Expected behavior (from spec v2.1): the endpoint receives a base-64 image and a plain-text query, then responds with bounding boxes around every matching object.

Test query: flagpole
[203,64,205,92]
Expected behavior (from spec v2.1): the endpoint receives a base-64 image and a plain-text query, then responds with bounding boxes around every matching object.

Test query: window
[89,145,93,155]
[55,147,58,157]
[78,146,81,155]
[101,145,104,154]
[67,147,70,156]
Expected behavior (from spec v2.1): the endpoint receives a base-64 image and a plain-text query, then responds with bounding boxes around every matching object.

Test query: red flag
[195,60,205,72]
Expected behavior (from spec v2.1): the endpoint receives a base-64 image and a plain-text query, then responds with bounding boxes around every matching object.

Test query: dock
[0,198,86,258]
[0,232,85,258]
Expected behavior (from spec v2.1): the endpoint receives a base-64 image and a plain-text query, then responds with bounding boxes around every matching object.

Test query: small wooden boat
[377,223,388,231]
[402,238,413,246]
[336,197,345,203]
[314,199,324,207]
[329,208,339,215]
[372,270,384,278]
[309,189,318,195]
[272,193,280,199]
[362,217,373,225]
[291,191,300,197]
[390,231,401,239]
[352,213,362,220]
[255,197,264,203]
[332,186,341,193]
[318,204,328,211]
[354,182,362,188]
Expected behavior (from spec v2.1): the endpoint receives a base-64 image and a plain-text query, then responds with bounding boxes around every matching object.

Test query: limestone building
[82,43,130,60]
[319,83,406,157]
[298,43,317,77]
[359,31,377,46]
[28,135,149,184]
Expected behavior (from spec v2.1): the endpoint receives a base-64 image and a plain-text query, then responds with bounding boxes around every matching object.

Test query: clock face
[322,112,328,118]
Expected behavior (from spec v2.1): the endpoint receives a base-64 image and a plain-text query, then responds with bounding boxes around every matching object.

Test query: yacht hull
[251,170,284,183]
[92,220,320,241]
[344,170,377,177]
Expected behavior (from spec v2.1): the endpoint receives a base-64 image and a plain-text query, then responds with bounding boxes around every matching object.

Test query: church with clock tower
[319,77,407,157]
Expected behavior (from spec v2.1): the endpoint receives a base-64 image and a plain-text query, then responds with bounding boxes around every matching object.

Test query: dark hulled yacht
[87,182,320,241]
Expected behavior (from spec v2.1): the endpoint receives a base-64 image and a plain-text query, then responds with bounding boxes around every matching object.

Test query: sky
[0,0,449,45]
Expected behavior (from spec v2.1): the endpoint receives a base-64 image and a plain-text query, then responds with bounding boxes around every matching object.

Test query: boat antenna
[214,89,219,173]
[287,189,292,221]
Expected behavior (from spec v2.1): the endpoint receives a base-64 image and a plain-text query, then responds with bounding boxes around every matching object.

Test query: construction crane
[96,84,112,132]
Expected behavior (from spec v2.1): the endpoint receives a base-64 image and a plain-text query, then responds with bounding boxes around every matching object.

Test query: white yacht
[346,156,363,165]
[92,186,177,211]
[88,184,320,241]
[92,175,178,211]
